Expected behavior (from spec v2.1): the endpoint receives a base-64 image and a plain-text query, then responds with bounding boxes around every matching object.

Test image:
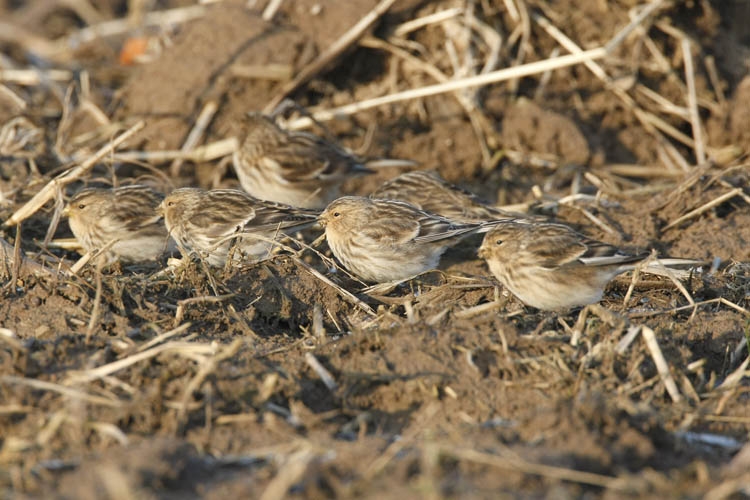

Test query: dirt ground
[1,0,750,497]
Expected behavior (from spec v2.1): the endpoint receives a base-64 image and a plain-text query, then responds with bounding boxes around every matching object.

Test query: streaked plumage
[478,222,648,310]
[233,113,413,209]
[160,187,318,267]
[371,170,518,223]
[320,196,503,283]
[64,185,171,264]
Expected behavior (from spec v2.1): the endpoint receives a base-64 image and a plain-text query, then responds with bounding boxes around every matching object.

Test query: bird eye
[167,201,175,207]
[333,211,341,217]
[495,239,503,245]
[78,203,86,210]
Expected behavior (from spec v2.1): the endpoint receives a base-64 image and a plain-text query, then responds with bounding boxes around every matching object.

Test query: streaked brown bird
[160,187,319,267]
[370,170,518,223]
[319,196,503,283]
[64,185,171,264]
[478,221,650,310]
[233,112,414,209]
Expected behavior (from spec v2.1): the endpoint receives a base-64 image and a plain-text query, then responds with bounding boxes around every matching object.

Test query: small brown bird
[64,185,171,264]
[319,196,502,283]
[160,187,319,267]
[233,112,414,209]
[370,170,517,223]
[478,221,649,310]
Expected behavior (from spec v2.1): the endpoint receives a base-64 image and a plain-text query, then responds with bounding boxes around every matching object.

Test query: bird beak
[477,243,488,259]
[62,204,70,217]
[317,212,328,228]
[156,202,165,217]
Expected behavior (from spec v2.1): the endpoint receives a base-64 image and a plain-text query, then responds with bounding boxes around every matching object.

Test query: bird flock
[63,112,695,311]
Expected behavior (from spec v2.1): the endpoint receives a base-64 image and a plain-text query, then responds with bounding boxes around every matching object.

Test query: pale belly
[327,236,444,283]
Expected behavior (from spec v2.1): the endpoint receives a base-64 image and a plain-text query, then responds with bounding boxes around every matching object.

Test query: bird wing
[522,224,593,269]
[272,131,369,182]
[189,190,258,239]
[240,113,366,183]
[359,199,479,245]
[576,233,647,266]
[243,201,318,233]
[353,201,422,245]
[112,186,165,232]
[528,223,644,268]
[371,170,515,222]
[412,215,479,244]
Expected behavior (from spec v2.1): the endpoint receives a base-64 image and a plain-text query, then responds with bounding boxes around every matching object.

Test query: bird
[160,187,319,267]
[370,170,519,223]
[64,185,172,265]
[478,221,651,310]
[319,196,504,283]
[232,112,414,209]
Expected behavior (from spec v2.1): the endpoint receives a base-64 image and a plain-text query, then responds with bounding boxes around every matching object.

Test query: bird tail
[363,159,419,169]
[647,258,707,267]
[622,254,707,280]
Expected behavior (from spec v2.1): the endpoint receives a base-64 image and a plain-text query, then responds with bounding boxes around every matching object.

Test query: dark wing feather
[530,223,642,268]
[242,113,367,182]
[524,224,592,269]
[353,200,421,245]
[366,199,479,245]
[412,215,480,244]
[189,190,257,239]
[573,231,646,266]
[372,170,515,221]
[110,186,164,231]
[243,200,318,233]
[274,130,368,181]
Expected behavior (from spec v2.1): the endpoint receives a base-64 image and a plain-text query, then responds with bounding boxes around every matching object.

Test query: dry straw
[3,121,145,228]
[283,0,666,130]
